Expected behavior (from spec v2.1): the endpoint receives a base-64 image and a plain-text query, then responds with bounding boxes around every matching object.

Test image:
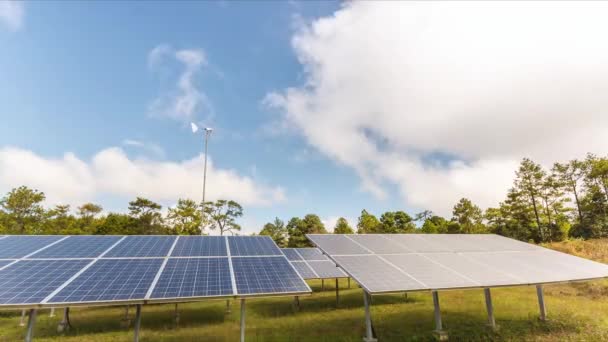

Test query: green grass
[2,239,608,341]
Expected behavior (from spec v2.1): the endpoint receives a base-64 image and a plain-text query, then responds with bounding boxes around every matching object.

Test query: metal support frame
[403,292,408,301]
[348,277,351,289]
[121,305,131,328]
[133,304,142,342]
[25,309,37,342]
[335,278,340,306]
[362,291,377,342]
[57,307,72,333]
[536,285,547,321]
[322,279,325,291]
[226,299,231,313]
[20,309,26,327]
[432,291,448,341]
[49,307,55,317]
[484,288,497,329]
[293,296,301,311]
[174,303,180,325]
[240,299,246,342]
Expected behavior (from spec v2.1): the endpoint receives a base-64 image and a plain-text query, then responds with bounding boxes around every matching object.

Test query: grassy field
[2,239,608,342]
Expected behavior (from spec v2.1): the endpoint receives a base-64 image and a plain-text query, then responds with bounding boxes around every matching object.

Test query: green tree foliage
[95,213,135,235]
[333,217,354,234]
[203,200,243,236]
[0,186,46,234]
[451,198,486,233]
[379,211,416,233]
[128,197,165,235]
[420,215,449,234]
[259,217,288,247]
[356,210,381,234]
[167,199,203,235]
[287,214,327,247]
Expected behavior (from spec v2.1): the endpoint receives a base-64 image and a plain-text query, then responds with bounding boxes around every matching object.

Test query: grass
[1,239,607,341]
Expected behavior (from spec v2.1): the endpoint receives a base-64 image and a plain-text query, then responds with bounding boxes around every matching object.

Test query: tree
[128,197,165,234]
[77,203,103,233]
[95,213,135,235]
[0,186,46,234]
[414,210,434,223]
[451,198,486,233]
[287,214,327,247]
[379,211,416,233]
[203,200,243,236]
[167,199,203,235]
[333,217,354,234]
[553,160,586,224]
[259,217,288,247]
[356,210,381,234]
[420,215,449,234]
[43,204,80,235]
[514,159,545,240]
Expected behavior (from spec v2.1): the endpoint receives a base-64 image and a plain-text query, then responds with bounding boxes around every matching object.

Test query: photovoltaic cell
[0,236,65,258]
[49,258,163,304]
[29,236,122,258]
[424,253,522,286]
[307,235,371,255]
[0,260,15,268]
[389,235,451,253]
[103,236,176,258]
[170,236,227,257]
[291,261,317,279]
[282,248,304,261]
[150,258,233,299]
[348,235,409,254]
[0,259,90,305]
[296,248,328,261]
[228,236,281,256]
[232,257,310,295]
[382,254,477,289]
[307,260,347,279]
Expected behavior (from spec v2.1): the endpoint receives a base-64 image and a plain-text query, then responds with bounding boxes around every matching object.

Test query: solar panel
[0,236,66,258]
[296,248,328,261]
[290,261,317,279]
[0,259,90,305]
[0,260,15,268]
[48,258,163,304]
[348,234,409,254]
[424,252,522,286]
[333,255,425,293]
[149,258,233,299]
[389,234,451,253]
[228,236,282,256]
[170,236,227,257]
[231,256,310,295]
[103,236,176,258]
[307,260,348,278]
[382,254,477,289]
[281,248,304,261]
[307,235,371,255]
[29,236,122,258]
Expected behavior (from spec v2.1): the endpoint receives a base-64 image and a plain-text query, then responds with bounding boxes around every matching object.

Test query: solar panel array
[307,234,608,294]
[282,248,347,280]
[0,235,310,308]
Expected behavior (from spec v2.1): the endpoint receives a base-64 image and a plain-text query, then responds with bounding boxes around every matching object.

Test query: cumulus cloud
[148,45,213,122]
[267,2,608,215]
[122,139,165,158]
[0,146,285,208]
[0,1,24,31]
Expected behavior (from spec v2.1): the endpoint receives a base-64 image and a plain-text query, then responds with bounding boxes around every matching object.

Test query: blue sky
[2,2,608,234]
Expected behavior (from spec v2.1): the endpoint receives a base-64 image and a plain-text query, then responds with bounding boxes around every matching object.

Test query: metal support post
[484,288,496,329]
[226,299,231,313]
[404,292,408,301]
[536,285,547,321]
[322,279,325,291]
[335,278,340,306]
[174,303,180,325]
[57,307,72,333]
[362,291,377,342]
[348,277,351,289]
[49,308,55,317]
[432,291,448,341]
[25,309,37,342]
[240,299,246,342]
[121,305,131,328]
[133,304,142,342]
[293,296,300,311]
[20,309,26,326]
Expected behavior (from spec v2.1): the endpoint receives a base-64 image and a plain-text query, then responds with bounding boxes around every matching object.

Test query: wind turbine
[191,123,213,236]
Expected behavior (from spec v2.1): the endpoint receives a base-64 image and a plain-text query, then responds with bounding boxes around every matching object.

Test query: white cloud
[267,2,608,216]
[0,146,285,208]
[148,45,213,122]
[122,139,165,158]
[0,1,24,31]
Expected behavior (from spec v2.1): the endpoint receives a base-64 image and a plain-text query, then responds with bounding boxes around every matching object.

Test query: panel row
[282,248,347,280]
[0,235,283,259]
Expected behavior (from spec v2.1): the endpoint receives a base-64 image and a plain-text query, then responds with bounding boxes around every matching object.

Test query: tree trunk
[571,181,584,223]
[531,195,543,241]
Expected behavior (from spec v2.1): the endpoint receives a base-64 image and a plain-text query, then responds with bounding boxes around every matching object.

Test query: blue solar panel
[0,260,16,269]
[0,259,90,305]
[281,248,304,261]
[29,236,122,258]
[103,236,176,257]
[170,236,227,257]
[0,236,65,258]
[150,258,233,299]
[308,260,348,278]
[48,258,163,303]
[297,248,328,261]
[291,261,317,279]
[231,256,309,295]
[228,236,281,256]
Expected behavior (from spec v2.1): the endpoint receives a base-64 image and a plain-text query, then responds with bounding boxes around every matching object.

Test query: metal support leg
[49,307,55,317]
[133,304,142,342]
[121,305,131,328]
[335,278,340,306]
[57,307,72,333]
[322,279,325,291]
[240,299,246,342]
[348,277,351,289]
[432,291,448,341]
[174,303,180,325]
[20,309,26,326]
[226,299,231,313]
[293,296,300,311]
[404,292,408,301]
[536,285,547,321]
[362,291,377,342]
[25,309,37,342]
[484,288,497,329]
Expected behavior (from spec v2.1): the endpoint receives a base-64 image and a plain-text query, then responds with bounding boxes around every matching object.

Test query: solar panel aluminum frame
[282,248,349,280]
[307,234,608,295]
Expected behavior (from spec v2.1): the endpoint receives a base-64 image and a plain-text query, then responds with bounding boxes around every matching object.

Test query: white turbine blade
[191,122,199,133]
